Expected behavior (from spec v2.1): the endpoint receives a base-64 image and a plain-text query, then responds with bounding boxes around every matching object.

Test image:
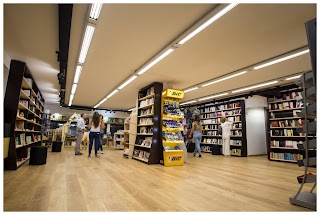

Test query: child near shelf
[221,117,233,157]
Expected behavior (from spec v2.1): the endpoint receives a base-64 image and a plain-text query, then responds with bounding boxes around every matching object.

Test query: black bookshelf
[4,60,46,170]
[133,82,163,164]
[266,88,316,163]
[199,100,247,157]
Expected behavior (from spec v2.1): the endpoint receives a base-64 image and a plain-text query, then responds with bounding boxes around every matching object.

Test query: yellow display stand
[162,89,185,167]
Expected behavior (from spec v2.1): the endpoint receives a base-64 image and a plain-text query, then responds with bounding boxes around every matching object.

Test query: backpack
[218,125,222,135]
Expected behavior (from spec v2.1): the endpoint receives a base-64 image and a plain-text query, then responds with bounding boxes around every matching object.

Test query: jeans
[89,132,100,156]
[99,134,104,151]
[193,131,202,156]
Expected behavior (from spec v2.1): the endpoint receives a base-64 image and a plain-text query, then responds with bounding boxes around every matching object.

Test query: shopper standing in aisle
[88,112,105,157]
[220,117,233,157]
[75,113,86,155]
[189,115,202,158]
[98,114,105,154]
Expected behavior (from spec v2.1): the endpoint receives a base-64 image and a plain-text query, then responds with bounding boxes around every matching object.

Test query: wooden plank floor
[4,147,315,212]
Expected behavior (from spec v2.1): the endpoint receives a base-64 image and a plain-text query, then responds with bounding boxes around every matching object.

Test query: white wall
[245,96,268,155]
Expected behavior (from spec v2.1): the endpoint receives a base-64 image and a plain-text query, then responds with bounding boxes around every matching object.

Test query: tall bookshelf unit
[4,60,46,170]
[133,82,163,164]
[266,88,315,163]
[200,100,247,157]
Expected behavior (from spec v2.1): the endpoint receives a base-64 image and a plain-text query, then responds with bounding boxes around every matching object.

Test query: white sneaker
[101,151,104,154]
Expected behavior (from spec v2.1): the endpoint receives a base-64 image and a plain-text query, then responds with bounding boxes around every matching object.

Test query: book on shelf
[16,121,25,129]
[139,98,154,107]
[230,149,241,155]
[23,89,31,97]
[20,133,26,145]
[26,136,32,144]
[20,100,29,107]
[25,78,33,87]
[139,118,153,125]
[270,152,303,161]
[231,140,241,145]
[15,136,21,146]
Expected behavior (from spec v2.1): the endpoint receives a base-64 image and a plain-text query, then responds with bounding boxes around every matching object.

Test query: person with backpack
[189,115,202,158]
[220,117,233,157]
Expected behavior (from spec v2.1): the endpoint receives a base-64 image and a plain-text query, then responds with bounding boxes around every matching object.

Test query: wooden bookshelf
[133,82,163,165]
[200,100,247,157]
[4,60,46,170]
[266,89,311,163]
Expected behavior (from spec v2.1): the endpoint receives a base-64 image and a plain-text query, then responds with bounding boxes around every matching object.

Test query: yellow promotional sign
[162,88,184,99]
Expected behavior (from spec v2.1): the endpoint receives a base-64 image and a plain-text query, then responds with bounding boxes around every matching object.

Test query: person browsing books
[88,112,105,157]
[220,117,233,157]
[189,115,202,158]
[75,113,86,156]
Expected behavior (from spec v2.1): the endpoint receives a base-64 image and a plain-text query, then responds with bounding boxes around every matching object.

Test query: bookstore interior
[3,3,318,213]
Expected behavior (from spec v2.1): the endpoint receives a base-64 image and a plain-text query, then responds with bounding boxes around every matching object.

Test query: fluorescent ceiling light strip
[285,75,302,81]
[184,87,199,93]
[254,50,310,70]
[71,84,77,95]
[74,66,82,84]
[137,48,174,75]
[90,3,102,19]
[178,3,238,45]
[232,81,279,93]
[118,76,137,90]
[78,25,95,64]
[69,94,74,106]
[107,89,119,99]
[199,93,229,101]
[94,103,100,108]
[181,100,197,105]
[100,97,108,104]
[202,71,247,87]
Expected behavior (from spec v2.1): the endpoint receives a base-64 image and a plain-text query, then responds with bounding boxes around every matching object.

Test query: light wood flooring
[4,147,316,212]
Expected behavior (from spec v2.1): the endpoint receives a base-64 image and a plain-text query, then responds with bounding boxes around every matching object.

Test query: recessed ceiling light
[232,81,279,93]
[254,50,309,70]
[285,75,302,81]
[184,87,199,93]
[198,93,229,101]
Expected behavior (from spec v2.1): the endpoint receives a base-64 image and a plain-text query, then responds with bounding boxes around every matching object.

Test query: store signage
[163,89,184,99]
[168,155,182,162]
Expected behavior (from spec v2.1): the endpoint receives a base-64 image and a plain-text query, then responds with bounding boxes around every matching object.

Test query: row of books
[201,146,212,152]
[270,152,303,161]
[15,134,41,146]
[139,118,153,125]
[140,107,153,116]
[139,127,153,134]
[271,129,304,137]
[22,89,43,107]
[268,101,303,110]
[270,110,300,119]
[202,116,241,124]
[268,92,302,102]
[270,140,303,148]
[201,102,241,113]
[133,149,150,160]
[202,138,241,145]
[230,149,241,156]
[138,86,154,99]
[203,124,218,130]
[136,137,152,147]
[139,98,154,107]
[270,119,304,127]
[203,130,242,136]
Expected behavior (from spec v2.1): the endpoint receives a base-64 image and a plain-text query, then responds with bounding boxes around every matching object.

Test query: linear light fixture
[254,50,310,70]
[137,48,174,75]
[107,89,119,99]
[71,84,77,95]
[74,66,82,84]
[285,75,302,81]
[184,87,199,93]
[199,93,229,101]
[68,94,74,106]
[178,3,238,45]
[93,103,100,109]
[118,76,137,90]
[90,3,103,20]
[181,100,197,105]
[232,81,279,93]
[202,71,247,87]
[78,25,95,64]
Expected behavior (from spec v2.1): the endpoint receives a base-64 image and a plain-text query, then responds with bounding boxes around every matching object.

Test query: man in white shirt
[75,113,86,155]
